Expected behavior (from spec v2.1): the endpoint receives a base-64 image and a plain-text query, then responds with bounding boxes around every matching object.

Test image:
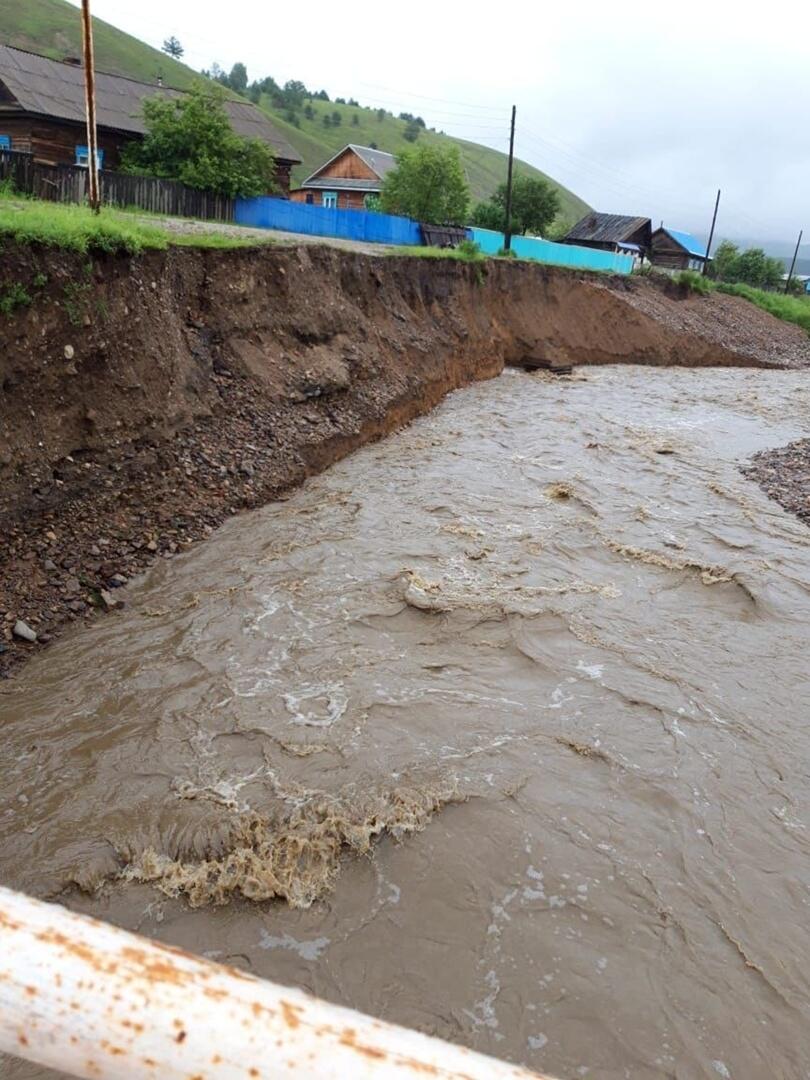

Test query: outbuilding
[561,212,652,259]
[650,227,710,271]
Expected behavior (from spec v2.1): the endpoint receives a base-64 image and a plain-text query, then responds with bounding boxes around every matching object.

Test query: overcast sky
[76,0,807,244]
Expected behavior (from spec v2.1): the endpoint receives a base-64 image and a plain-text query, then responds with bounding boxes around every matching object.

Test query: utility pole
[80,0,100,214]
[785,228,803,293]
[702,188,720,276]
[503,105,516,252]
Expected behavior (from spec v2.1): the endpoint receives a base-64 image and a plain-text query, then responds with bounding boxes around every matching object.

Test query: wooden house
[289,144,396,209]
[650,227,709,271]
[562,212,652,259]
[0,45,301,191]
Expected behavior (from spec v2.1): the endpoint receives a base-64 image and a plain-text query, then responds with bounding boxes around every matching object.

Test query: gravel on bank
[743,439,810,527]
[615,282,810,370]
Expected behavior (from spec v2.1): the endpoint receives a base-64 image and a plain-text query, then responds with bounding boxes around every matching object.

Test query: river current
[3,366,810,1079]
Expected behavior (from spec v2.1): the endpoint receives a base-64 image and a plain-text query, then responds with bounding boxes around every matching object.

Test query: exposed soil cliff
[1,242,808,672]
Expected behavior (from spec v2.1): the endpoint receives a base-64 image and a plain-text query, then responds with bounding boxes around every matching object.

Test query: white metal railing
[0,885,551,1079]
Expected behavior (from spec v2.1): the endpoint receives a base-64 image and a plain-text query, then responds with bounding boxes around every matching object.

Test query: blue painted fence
[470,228,634,274]
[235,197,421,246]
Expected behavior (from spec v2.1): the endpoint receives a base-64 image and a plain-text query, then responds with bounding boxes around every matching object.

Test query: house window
[75,145,104,169]
[305,193,314,205]
[322,192,337,208]
[0,135,10,151]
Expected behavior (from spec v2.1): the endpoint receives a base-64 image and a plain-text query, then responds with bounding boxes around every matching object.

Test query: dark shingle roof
[564,212,651,244]
[0,44,301,163]
[301,144,396,186]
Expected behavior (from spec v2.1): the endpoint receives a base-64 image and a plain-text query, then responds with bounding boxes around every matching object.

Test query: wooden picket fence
[0,150,234,221]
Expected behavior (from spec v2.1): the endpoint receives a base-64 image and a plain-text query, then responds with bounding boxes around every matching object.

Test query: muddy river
[3,366,810,1080]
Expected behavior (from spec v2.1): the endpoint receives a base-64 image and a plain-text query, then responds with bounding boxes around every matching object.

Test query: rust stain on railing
[0,885,553,1080]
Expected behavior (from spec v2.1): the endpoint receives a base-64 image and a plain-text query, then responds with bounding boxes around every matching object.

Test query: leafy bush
[121,83,277,198]
[496,246,517,259]
[709,239,784,289]
[381,145,469,225]
[473,175,560,238]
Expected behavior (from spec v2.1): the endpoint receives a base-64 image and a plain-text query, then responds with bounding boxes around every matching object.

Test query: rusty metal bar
[0,885,548,1079]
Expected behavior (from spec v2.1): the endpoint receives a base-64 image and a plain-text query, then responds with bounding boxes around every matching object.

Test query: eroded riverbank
[3,242,810,674]
[3,366,810,1080]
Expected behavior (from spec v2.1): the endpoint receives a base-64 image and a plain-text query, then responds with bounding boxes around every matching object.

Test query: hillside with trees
[0,0,590,220]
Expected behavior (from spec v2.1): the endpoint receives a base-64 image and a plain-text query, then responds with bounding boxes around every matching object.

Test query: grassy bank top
[0,194,274,253]
[670,268,810,336]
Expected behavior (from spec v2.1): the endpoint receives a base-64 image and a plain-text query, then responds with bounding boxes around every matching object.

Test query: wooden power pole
[785,228,803,293]
[80,0,100,214]
[702,188,721,275]
[503,105,516,252]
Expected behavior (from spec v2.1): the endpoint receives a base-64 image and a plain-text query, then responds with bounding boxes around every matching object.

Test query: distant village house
[289,144,396,210]
[650,227,709,271]
[562,212,652,261]
[0,45,301,192]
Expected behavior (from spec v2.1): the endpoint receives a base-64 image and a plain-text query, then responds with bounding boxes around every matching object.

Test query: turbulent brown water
[3,365,810,1080]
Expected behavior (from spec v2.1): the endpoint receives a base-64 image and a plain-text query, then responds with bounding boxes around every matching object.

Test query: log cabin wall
[0,113,133,168]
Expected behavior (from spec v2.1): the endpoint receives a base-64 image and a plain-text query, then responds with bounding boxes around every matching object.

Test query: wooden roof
[0,44,301,163]
[564,212,651,244]
[301,144,396,186]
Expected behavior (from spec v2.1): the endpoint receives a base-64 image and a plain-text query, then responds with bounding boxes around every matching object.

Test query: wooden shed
[0,45,301,191]
[650,227,709,271]
[562,212,652,259]
[289,144,396,210]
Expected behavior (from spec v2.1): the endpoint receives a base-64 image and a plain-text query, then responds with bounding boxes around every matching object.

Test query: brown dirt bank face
[1,243,808,674]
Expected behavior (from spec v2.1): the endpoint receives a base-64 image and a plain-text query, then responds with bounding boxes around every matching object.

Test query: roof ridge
[0,41,192,93]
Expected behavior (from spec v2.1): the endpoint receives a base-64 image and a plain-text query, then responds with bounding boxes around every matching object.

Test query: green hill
[252,101,589,218]
[0,0,589,221]
[0,0,199,89]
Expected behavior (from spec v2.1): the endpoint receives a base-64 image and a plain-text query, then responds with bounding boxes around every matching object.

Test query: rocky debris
[13,620,37,642]
[616,281,810,370]
[743,439,810,527]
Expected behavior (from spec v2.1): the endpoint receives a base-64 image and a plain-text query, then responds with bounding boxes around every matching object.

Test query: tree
[472,174,560,236]
[710,240,784,288]
[162,36,184,59]
[282,80,307,108]
[376,108,386,122]
[303,104,315,120]
[331,110,342,126]
[380,145,469,224]
[403,119,421,143]
[710,239,740,281]
[121,83,276,197]
[228,62,248,95]
[351,114,360,126]
[322,114,332,128]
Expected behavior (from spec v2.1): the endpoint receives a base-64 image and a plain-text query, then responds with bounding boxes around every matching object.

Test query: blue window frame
[0,135,10,150]
[321,191,337,209]
[75,145,104,168]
